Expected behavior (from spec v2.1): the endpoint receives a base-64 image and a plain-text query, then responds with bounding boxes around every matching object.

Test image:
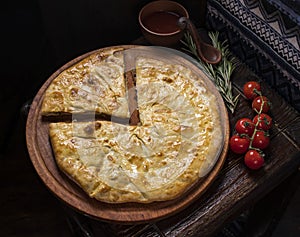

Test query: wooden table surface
[75,42,300,237]
[25,40,300,236]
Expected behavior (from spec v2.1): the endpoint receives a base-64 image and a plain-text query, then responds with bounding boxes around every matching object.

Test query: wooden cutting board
[26,45,229,224]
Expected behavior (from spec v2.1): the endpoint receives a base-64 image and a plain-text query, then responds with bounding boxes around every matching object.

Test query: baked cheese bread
[43,47,224,203]
[41,47,129,118]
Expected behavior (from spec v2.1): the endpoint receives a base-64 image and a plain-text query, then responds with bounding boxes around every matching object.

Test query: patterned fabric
[207,0,300,111]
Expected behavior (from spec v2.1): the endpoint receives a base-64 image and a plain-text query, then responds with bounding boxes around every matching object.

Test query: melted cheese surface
[42,48,129,118]
[47,49,224,203]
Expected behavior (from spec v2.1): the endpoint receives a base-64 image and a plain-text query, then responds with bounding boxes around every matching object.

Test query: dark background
[1,0,206,152]
[2,0,205,96]
[1,1,205,236]
[2,1,299,236]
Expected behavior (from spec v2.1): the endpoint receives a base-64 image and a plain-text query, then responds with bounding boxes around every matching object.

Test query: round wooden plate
[26,45,229,224]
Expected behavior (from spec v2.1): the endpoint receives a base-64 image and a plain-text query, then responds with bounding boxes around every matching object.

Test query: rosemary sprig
[181,32,239,113]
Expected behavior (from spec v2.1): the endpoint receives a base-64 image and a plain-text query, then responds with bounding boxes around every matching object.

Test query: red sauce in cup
[142,11,180,34]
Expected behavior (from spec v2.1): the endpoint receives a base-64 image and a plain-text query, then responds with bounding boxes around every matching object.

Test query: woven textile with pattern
[207,0,300,111]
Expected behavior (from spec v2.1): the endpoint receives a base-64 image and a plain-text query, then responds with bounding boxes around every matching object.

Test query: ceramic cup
[138,0,189,46]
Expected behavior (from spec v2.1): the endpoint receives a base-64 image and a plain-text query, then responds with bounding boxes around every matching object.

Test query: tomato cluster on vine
[230,81,272,170]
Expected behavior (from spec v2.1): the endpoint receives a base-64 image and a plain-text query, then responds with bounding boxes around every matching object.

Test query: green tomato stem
[249,98,266,151]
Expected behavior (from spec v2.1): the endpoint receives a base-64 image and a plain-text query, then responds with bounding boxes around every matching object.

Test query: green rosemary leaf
[181,32,239,113]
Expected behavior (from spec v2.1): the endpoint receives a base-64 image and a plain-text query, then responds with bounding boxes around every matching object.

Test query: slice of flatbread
[49,115,205,203]
[41,47,129,118]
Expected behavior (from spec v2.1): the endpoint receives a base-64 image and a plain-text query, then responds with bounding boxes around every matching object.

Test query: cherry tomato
[253,113,272,131]
[230,134,250,154]
[252,96,271,113]
[252,130,270,150]
[244,150,264,170]
[243,81,261,100]
[235,118,255,136]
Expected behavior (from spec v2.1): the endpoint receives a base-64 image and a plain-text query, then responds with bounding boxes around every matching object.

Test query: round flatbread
[43,46,224,203]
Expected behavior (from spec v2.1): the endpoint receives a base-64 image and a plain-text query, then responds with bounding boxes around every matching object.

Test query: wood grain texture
[94,58,300,237]
[26,45,229,224]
